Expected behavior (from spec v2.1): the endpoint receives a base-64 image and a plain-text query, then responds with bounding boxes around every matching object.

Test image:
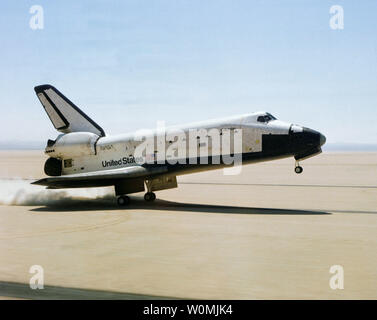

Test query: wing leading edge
[32,166,168,189]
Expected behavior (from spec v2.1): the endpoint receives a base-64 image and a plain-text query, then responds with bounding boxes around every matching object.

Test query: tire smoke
[0,179,113,206]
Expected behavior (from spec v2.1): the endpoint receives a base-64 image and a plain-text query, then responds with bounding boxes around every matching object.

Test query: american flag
[145,153,156,163]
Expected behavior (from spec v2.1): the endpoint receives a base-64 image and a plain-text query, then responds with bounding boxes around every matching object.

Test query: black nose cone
[320,133,326,146]
[298,127,326,148]
[290,127,326,159]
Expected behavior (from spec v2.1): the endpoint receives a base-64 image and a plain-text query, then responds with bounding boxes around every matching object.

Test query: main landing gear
[144,180,156,202]
[116,181,157,206]
[117,195,130,206]
[294,161,303,174]
[144,192,156,202]
[116,192,156,206]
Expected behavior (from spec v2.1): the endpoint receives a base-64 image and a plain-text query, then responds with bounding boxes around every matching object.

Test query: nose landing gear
[294,161,303,174]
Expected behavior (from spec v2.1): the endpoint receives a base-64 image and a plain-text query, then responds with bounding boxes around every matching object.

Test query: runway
[0,151,376,299]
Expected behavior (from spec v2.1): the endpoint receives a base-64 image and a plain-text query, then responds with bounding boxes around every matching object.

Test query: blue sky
[0,0,376,148]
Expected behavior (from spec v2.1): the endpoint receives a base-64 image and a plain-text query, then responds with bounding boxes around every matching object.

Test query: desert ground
[0,150,376,299]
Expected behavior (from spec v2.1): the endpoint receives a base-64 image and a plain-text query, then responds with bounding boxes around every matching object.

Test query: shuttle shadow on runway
[29,197,330,215]
[0,281,178,300]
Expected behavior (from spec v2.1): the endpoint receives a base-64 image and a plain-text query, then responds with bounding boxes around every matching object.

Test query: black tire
[117,195,130,206]
[295,166,303,174]
[144,192,156,202]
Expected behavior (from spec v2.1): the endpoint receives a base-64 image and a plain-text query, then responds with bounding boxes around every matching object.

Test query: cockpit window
[257,113,276,123]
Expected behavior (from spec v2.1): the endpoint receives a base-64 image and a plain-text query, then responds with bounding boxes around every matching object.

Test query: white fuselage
[45,112,296,176]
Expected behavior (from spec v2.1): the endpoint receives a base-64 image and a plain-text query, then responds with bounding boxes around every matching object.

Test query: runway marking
[0,215,129,240]
[179,182,377,189]
[325,209,377,215]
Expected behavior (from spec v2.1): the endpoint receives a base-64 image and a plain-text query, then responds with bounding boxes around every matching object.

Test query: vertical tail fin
[34,84,105,137]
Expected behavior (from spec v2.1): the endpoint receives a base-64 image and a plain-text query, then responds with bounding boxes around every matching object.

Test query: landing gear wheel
[295,166,303,174]
[117,195,130,206]
[144,192,156,202]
